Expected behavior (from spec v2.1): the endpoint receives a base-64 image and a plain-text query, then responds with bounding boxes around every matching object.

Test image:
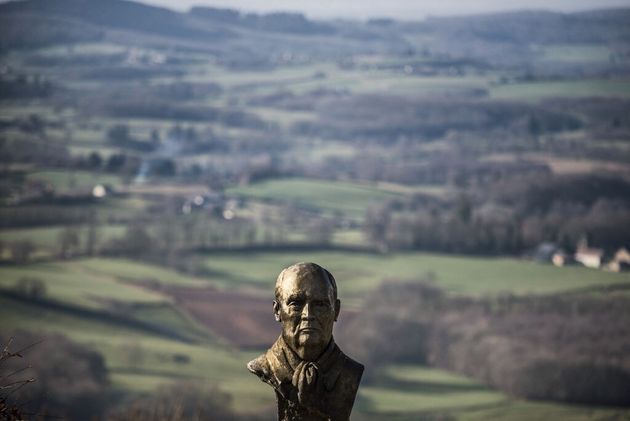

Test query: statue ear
[334,299,341,321]
[273,300,281,322]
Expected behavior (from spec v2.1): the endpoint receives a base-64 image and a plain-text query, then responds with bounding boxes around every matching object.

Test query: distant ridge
[0,0,335,39]
[0,0,233,40]
[1,0,629,52]
[189,6,335,35]
[421,8,630,43]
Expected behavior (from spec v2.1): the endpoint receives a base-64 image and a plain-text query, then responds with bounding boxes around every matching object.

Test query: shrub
[13,277,47,299]
[109,381,234,421]
[0,330,109,420]
[344,282,630,406]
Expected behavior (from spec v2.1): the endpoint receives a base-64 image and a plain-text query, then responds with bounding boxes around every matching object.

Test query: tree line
[343,280,630,406]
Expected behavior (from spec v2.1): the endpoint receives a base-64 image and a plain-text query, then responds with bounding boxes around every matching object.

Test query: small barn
[574,239,604,269]
[607,247,630,273]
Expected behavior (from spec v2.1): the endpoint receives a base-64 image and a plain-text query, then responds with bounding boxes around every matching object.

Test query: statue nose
[301,303,314,320]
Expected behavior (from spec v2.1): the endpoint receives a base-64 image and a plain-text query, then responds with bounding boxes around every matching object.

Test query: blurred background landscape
[1,0,630,419]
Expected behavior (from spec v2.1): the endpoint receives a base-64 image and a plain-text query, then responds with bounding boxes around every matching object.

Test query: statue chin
[299,331,321,344]
[295,335,331,361]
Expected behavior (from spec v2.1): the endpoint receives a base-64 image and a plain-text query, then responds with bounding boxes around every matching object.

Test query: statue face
[274,266,340,361]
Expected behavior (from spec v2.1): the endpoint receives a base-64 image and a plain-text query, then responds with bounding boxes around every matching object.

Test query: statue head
[273,262,341,361]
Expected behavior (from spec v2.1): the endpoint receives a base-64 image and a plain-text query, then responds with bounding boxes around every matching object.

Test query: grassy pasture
[199,250,630,301]
[69,128,104,144]
[76,258,208,287]
[227,177,401,218]
[522,154,630,176]
[375,181,449,197]
[0,224,126,254]
[360,370,506,413]
[189,58,489,98]
[119,183,212,198]
[537,44,612,64]
[95,196,154,221]
[1,226,81,250]
[247,106,317,129]
[269,70,489,97]
[460,402,630,421]
[191,62,337,89]
[290,140,357,161]
[7,250,627,319]
[360,364,630,420]
[128,302,217,343]
[480,153,630,176]
[68,145,121,158]
[0,199,150,235]
[490,78,630,101]
[0,261,167,309]
[368,74,488,96]
[0,104,62,119]
[0,257,209,309]
[27,169,122,192]
[332,229,365,247]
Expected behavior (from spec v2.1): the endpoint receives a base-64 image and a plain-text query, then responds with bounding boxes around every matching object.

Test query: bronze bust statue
[247,262,364,420]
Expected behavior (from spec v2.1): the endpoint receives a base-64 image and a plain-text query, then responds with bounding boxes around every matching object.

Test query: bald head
[274,262,337,302]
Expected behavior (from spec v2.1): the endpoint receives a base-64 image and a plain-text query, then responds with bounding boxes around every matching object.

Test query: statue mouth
[298,326,320,333]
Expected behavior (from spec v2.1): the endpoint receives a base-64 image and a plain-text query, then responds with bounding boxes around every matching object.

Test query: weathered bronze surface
[247,262,364,421]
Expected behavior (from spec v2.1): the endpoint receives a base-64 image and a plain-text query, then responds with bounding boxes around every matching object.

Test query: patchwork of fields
[2,3,630,419]
[2,253,630,419]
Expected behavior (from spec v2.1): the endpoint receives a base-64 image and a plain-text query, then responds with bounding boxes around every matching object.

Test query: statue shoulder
[342,353,364,384]
[247,353,274,385]
[324,350,363,421]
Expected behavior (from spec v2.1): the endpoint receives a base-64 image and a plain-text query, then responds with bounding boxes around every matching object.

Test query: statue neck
[284,336,333,363]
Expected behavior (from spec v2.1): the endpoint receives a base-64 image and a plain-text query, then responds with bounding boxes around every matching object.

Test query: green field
[247,106,317,130]
[76,258,209,287]
[538,44,612,64]
[199,250,630,301]
[361,369,506,414]
[0,261,167,309]
[6,253,629,311]
[360,364,630,420]
[185,57,492,99]
[0,225,126,253]
[0,258,210,310]
[227,178,401,218]
[69,145,120,158]
[490,78,630,101]
[27,169,123,192]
